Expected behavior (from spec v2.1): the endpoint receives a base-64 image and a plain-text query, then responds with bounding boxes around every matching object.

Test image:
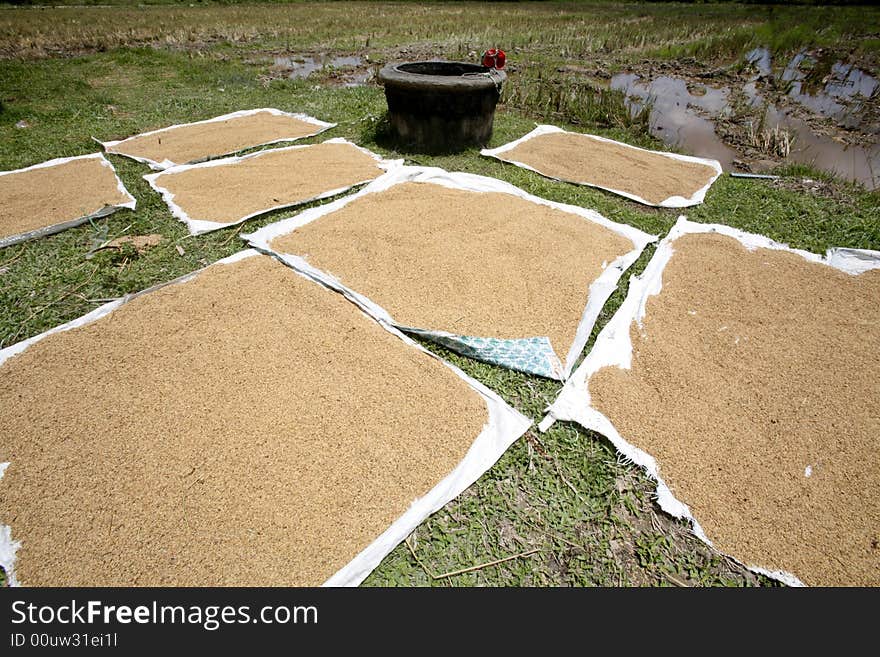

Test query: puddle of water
[744,47,770,108]
[610,50,879,189]
[746,47,773,78]
[778,50,877,128]
[271,54,371,86]
[611,73,739,169]
[764,105,880,189]
[743,80,763,108]
[826,62,878,99]
[782,54,850,123]
[342,68,374,88]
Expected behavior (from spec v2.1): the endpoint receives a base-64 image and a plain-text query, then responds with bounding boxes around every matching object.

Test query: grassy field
[1,1,878,587]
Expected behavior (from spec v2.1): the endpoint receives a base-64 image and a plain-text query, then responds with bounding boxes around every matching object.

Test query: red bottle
[481,48,507,70]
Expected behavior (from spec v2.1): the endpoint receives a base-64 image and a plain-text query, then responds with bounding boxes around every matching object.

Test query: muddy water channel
[610,48,879,189]
[271,54,373,86]
[610,73,739,168]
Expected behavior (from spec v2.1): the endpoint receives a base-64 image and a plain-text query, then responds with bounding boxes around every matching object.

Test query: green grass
[1,2,878,588]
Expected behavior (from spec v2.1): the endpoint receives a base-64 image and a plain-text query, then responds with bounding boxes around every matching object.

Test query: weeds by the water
[748,118,794,159]
[502,72,649,132]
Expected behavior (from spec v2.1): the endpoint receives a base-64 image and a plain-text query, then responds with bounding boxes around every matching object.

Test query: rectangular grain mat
[100,108,335,170]
[0,250,530,587]
[0,153,136,249]
[244,166,655,380]
[541,217,880,586]
[144,138,395,235]
[482,124,722,208]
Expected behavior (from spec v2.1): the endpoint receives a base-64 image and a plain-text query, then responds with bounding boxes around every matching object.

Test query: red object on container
[481,48,506,70]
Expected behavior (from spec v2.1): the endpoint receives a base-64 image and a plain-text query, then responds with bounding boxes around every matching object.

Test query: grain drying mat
[0,250,530,586]
[541,217,880,586]
[145,138,396,235]
[245,166,655,380]
[0,153,136,249]
[100,108,335,170]
[482,124,722,208]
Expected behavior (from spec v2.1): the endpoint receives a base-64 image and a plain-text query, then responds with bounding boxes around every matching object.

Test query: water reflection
[271,55,372,86]
[610,73,739,168]
[610,49,879,188]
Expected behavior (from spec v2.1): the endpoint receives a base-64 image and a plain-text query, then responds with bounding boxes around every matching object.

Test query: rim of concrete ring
[378,61,506,93]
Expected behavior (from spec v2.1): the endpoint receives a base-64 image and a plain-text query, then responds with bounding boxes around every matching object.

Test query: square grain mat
[101,108,334,170]
[553,222,880,586]
[145,139,388,234]
[0,153,135,248]
[0,253,502,586]
[249,170,652,377]
[483,125,721,207]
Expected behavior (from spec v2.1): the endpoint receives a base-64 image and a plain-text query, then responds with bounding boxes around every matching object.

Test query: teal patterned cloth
[403,328,564,380]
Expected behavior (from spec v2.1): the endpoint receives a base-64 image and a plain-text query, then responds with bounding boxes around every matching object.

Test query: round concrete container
[378,61,506,153]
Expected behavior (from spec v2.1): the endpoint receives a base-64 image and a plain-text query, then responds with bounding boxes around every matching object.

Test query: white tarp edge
[539,215,880,586]
[0,249,531,587]
[0,153,137,249]
[99,108,337,170]
[244,165,656,379]
[143,138,403,235]
[481,124,723,208]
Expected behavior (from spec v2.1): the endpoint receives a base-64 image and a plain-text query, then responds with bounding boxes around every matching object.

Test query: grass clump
[502,72,649,133]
